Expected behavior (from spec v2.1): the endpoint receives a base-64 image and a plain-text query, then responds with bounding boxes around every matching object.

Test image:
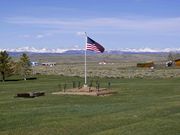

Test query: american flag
[86,36,105,53]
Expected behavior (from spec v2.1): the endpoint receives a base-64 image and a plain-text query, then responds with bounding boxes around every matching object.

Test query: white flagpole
[84,32,87,87]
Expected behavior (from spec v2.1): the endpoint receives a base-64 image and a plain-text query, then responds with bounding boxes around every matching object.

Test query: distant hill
[1,46,180,57]
[7,50,179,57]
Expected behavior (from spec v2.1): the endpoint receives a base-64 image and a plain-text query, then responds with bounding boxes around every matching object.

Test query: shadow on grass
[0,77,37,82]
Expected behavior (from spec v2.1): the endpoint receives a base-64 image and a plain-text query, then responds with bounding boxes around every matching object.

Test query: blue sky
[0,0,180,50]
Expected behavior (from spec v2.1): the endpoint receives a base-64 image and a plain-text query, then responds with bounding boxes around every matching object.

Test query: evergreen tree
[19,53,32,80]
[0,51,12,82]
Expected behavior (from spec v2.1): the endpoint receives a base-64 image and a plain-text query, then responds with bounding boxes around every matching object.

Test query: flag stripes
[86,43,101,52]
[86,36,105,53]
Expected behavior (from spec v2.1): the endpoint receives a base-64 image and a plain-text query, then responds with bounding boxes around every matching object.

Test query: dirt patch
[52,87,117,96]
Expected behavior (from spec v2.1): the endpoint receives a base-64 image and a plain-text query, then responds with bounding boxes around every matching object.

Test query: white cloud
[36,34,44,39]
[76,31,86,36]
[6,16,180,36]
[73,45,80,49]
[5,16,180,33]
[20,34,31,38]
[19,33,52,39]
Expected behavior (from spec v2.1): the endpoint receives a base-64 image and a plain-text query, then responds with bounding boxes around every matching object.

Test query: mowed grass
[0,75,180,135]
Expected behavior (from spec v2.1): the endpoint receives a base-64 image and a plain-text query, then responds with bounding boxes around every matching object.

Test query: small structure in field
[137,61,154,68]
[41,62,56,67]
[175,59,180,67]
[16,92,45,98]
[99,61,107,65]
[31,61,39,66]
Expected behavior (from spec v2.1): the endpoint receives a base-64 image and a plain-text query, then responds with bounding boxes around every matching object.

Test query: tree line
[0,51,31,82]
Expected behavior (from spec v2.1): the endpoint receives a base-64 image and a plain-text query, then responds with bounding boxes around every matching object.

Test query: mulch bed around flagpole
[52,87,117,96]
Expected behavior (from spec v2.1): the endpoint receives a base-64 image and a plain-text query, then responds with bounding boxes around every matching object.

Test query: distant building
[137,62,154,68]
[175,59,180,67]
[31,62,39,66]
[41,62,56,67]
[99,61,107,65]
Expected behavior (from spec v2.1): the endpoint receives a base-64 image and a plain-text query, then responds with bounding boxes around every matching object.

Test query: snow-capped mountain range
[0,46,180,54]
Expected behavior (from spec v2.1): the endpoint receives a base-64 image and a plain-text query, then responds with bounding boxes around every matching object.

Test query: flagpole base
[83,84,88,88]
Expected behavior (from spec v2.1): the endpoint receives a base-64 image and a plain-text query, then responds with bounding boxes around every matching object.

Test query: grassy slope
[0,75,180,135]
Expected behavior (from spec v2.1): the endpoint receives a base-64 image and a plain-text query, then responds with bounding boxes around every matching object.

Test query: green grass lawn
[0,75,180,135]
